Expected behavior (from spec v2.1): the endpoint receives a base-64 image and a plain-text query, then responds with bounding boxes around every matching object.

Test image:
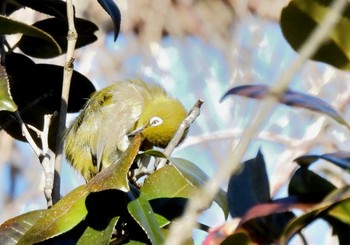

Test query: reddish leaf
[240,196,316,225]
[221,85,349,128]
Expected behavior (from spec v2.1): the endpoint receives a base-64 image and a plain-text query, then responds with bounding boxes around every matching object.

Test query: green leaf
[0,16,61,55]
[328,199,350,225]
[18,185,89,244]
[18,18,97,58]
[97,0,121,41]
[141,165,197,227]
[294,151,350,170]
[0,65,17,112]
[0,210,47,245]
[280,0,350,70]
[86,134,142,192]
[127,185,164,245]
[78,190,128,245]
[227,150,270,218]
[170,157,229,218]
[174,158,228,217]
[221,84,349,128]
[141,149,167,158]
[77,215,119,245]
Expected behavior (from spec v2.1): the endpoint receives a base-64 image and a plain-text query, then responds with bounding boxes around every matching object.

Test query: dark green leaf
[288,167,336,200]
[86,134,142,192]
[0,210,47,245]
[280,0,350,70]
[141,149,167,158]
[295,151,350,170]
[2,53,95,149]
[18,18,98,58]
[221,232,253,245]
[18,185,89,244]
[0,16,61,55]
[227,150,270,218]
[5,54,95,113]
[324,215,350,245]
[170,157,229,218]
[127,185,164,245]
[221,84,349,128]
[0,65,17,112]
[97,0,121,41]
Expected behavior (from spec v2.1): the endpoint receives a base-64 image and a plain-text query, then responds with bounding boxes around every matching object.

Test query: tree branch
[156,99,203,169]
[53,0,78,204]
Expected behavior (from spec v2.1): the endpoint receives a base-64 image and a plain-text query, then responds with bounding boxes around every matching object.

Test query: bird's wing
[94,81,153,169]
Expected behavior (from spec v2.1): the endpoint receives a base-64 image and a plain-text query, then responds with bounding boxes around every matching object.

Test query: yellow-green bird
[64,80,187,181]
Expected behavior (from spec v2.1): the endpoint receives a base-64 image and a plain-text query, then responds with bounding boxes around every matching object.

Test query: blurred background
[2,0,350,244]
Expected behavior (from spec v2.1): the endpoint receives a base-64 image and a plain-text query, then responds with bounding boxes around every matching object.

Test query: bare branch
[156,99,203,169]
[53,0,78,204]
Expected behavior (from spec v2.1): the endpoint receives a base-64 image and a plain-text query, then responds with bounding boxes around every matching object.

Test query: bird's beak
[127,126,145,137]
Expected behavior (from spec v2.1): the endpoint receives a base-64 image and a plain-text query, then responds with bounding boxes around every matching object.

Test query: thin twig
[156,99,203,169]
[164,0,348,244]
[53,0,78,204]
[14,111,42,157]
[15,110,56,207]
[41,114,56,207]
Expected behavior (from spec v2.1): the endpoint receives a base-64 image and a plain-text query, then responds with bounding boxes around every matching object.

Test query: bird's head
[133,97,187,148]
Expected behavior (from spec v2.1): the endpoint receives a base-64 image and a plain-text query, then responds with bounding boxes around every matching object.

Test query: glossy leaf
[0,65,17,112]
[98,0,121,41]
[86,134,142,192]
[328,199,350,225]
[0,210,47,245]
[18,18,98,58]
[280,0,350,70]
[18,185,89,244]
[0,16,61,55]
[295,151,350,170]
[141,165,197,226]
[77,190,127,245]
[221,84,349,128]
[77,216,119,245]
[227,150,270,218]
[170,157,229,218]
[127,186,164,245]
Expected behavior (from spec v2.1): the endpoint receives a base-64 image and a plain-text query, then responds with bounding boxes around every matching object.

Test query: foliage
[1,0,350,244]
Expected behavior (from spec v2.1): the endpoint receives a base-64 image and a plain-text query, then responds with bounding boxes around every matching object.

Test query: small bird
[64,80,187,181]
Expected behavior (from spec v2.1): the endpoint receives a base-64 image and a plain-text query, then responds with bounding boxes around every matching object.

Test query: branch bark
[53,0,78,204]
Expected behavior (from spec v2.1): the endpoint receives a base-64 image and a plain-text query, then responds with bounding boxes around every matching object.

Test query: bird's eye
[149,116,163,127]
